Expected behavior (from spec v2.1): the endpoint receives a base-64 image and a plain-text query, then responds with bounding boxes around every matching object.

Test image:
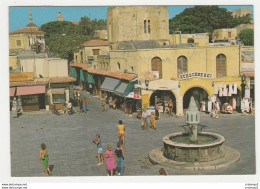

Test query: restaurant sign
[179,72,212,80]
[10,72,34,82]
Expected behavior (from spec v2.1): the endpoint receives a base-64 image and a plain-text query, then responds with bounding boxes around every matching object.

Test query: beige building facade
[107,6,170,49]
[170,33,209,46]
[212,28,237,41]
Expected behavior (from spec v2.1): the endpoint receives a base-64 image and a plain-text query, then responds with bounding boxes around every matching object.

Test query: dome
[26,22,38,29]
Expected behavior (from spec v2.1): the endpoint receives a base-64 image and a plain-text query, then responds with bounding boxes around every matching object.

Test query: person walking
[101,96,107,112]
[150,112,156,130]
[117,120,125,145]
[39,143,52,176]
[168,99,173,116]
[92,133,104,166]
[115,142,124,176]
[142,109,149,130]
[104,145,116,176]
[109,96,113,109]
[79,98,83,113]
[82,97,88,113]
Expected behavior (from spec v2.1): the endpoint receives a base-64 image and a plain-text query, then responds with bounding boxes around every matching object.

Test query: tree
[40,18,107,62]
[169,6,252,35]
[238,29,254,46]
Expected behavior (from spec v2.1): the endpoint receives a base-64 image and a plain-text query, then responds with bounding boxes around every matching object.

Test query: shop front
[16,85,46,111]
[48,83,70,110]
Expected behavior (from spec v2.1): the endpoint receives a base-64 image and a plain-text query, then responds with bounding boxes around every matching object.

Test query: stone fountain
[149,96,240,170]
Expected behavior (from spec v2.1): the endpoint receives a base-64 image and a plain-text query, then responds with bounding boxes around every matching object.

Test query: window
[75,55,78,63]
[151,57,162,79]
[131,66,134,72]
[177,56,188,77]
[144,20,147,33]
[53,94,65,103]
[228,32,231,38]
[148,20,151,33]
[216,54,227,78]
[17,40,21,46]
[22,95,39,105]
[187,38,194,43]
[92,49,100,55]
[117,62,121,70]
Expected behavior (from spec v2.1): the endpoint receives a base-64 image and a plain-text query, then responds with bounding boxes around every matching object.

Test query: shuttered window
[216,54,227,78]
[151,57,162,79]
[177,56,188,77]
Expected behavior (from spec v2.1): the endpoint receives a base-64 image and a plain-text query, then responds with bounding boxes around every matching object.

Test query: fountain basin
[163,132,225,162]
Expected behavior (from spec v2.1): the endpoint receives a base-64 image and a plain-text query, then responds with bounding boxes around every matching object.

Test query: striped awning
[10,87,16,97]
[16,86,46,96]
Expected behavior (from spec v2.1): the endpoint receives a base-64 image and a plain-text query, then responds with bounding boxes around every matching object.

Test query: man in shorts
[92,133,104,166]
[117,120,125,146]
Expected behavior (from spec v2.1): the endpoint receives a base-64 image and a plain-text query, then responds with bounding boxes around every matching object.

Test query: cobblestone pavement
[10,89,255,177]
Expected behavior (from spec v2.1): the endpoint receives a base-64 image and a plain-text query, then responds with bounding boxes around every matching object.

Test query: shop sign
[142,94,150,109]
[10,72,34,82]
[179,72,212,80]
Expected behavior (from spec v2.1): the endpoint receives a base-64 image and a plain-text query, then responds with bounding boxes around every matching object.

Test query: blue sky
[9,5,253,32]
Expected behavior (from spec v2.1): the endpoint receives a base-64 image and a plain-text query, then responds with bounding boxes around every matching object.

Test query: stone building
[71,6,251,116]
[9,8,45,51]
[231,8,251,17]
[212,28,237,41]
[107,6,170,50]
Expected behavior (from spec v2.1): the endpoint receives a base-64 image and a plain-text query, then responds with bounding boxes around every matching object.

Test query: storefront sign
[142,94,150,109]
[10,72,34,82]
[179,72,212,80]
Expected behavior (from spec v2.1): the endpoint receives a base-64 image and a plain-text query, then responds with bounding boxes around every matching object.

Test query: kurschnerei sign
[179,72,213,80]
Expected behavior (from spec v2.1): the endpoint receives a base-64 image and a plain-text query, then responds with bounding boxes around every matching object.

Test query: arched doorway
[183,87,209,109]
[150,90,176,113]
[151,57,162,79]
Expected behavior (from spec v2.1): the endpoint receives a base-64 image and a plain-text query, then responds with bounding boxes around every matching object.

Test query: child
[104,145,116,176]
[150,112,156,130]
[117,120,125,146]
[92,134,104,166]
[39,143,52,176]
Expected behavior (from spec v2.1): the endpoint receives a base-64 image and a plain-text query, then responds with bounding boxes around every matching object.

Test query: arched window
[151,57,162,79]
[117,62,121,70]
[177,56,188,77]
[187,38,194,43]
[216,54,227,78]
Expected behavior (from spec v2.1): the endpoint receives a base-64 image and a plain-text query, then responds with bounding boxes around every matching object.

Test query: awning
[51,88,65,94]
[126,92,141,99]
[16,86,46,96]
[114,82,128,97]
[10,87,16,97]
[114,80,138,97]
[100,77,121,92]
[80,69,85,81]
[87,73,95,84]
[70,67,78,79]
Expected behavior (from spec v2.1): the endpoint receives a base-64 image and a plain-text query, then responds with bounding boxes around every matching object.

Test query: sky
[9,5,254,32]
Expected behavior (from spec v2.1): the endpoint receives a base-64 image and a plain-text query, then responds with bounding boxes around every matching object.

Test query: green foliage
[169,6,252,35]
[238,29,254,46]
[40,18,107,62]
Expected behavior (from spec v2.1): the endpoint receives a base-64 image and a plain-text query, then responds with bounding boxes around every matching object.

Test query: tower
[57,11,63,21]
[26,8,38,29]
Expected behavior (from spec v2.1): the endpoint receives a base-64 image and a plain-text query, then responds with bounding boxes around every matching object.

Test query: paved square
[10,92,255,176]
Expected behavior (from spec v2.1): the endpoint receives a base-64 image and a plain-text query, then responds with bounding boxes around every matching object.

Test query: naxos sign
[179,72,213,80]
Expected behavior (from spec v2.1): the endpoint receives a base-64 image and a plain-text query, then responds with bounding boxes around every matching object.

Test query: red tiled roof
[10,28,45,35]
[10,80,48,87]
[16,86,45,96]
[49,77,76,83]
[81,40,109,47]
[10,77,76,87]
[70,63,84,68]
[71,21,79,25]
[243,72,254,78]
